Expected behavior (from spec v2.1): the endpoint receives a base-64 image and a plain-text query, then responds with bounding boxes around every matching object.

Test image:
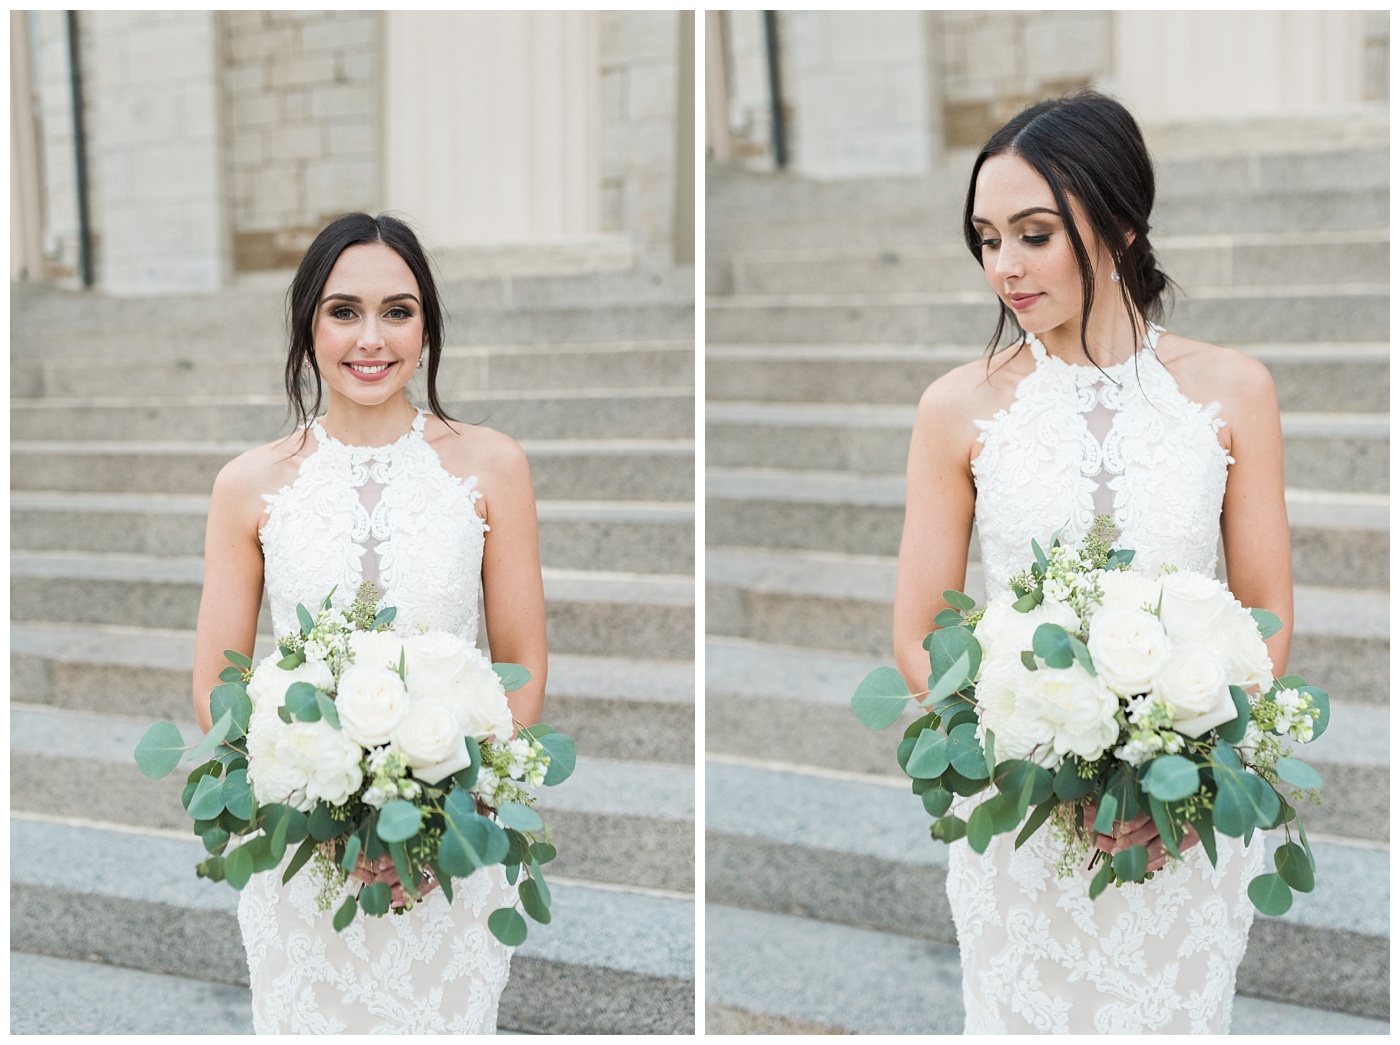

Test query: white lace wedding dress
[237,409,518,1034]
[949,326,1265,1034]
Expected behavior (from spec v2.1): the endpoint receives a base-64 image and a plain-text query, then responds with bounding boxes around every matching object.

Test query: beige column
[10,12,45,280]
[383,12,602,254]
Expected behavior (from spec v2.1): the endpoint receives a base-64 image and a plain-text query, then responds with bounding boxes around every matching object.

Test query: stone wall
[601,11,683,265]
[219,10,380,273]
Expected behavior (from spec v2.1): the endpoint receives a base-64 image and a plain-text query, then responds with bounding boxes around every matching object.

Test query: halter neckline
[309,408,426,452]
[1025,324,1163,374]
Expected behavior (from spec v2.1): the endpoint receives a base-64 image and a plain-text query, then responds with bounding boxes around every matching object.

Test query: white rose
[973,595,1080,677]
[1157,572,1229,645]
[247,654,335,721]
[280,720,363,807]
[335,664,410,748]
[393,699,461,767]
[402,632,475,701]
[1086,605,1170,696]
[1020,665,1120,763]
[1096,569,1162,613]
[426,647,516,743]
[1208,606,1275,691]
[348,630,405,673]
[976,660,1057,768]
[1156,645,1239,738]
[246,715,310,810]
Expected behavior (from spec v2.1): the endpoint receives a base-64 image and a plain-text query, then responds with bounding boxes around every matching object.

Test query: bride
[192,213,547,1033]
[892,93,1293,1033]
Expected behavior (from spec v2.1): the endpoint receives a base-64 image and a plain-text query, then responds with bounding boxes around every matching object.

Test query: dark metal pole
[67,10,93,287]
[762,11,787,170]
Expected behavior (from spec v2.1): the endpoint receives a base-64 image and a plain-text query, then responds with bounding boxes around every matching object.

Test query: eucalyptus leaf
[966,802,995,853]
[376,800,423,844]
[1275,757,1323,791]
[529,842,557,865]
[296,603,315,636]
[520,879,551,923]
[1093,794,1119,836]
[496,802,545,833]
[188,710,234,764]
[135,721,187,779]
[1088,858,1114,899]
[1052,760,1096,801]
[1214,687,1250,744]
[359,881,392,916]
[996,760,1053,807]
[934,608,965,629]
[1249,608,1282,639]
[905,729,949,780]
[371,606,397,629]
[1067,635,1096,676]
[201,827,230,855]
[1112,844,1148,883]
[222,768,253,821]
[223,649,253,670]
[224,844,254,889]
[1014,798,1056,849]
[1020,650,1038,672]
[488,907,528,946]
[284,682,321,723]
[921,787,954,818]
[315,691,341,729]
[283,835,318,885]
[209,683,252,739]
[903,711,939,740]
[931,815,966,843]
[1140,755,1200,803]
[943,589,976,612]
[333,894,358,931]
[1247,872,1293,915]
[927,626,982,686]
[1031,623,1074,669]
[218,666,244,684]
[538,732,576,786]
[851,667,911,730]
[341,832,362,873]
[1274,841,1315,892]
[1300,686,1330,739]
[277,651,305,670]
[492,663,532,692]
[945,722,990,780]
[187,773,227,820]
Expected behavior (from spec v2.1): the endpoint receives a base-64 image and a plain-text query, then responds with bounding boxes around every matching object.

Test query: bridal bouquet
[852,517,1328,915]
[136,583,575,945]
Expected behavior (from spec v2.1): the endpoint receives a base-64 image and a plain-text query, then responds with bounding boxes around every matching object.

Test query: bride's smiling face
[312,242,425,410]
[971,153,1114,339]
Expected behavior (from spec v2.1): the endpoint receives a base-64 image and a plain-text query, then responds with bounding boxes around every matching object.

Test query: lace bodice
[259,409,488,642]
[243,406,514,1033]
[971,325,1231,596]
[951,325,1261,1033]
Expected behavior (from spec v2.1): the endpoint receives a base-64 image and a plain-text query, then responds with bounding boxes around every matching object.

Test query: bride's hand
[1082,802,1201,873]
[350,853,441,907]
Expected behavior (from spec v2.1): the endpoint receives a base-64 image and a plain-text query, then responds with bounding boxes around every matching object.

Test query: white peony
[1096,569,1162,614]
[279,719,364,808]
[976,660,1057,768]
[1156,645,1239,738]
[973,594,1081,678]
[1208,605,1275,692]
[335,664,410,748]
[246,715,309,809]
[1020,665,1120,763]
[393,699,473,785]
[348,629,406,674]
[1157,572,1229,645]
[246,654,335,722]
[1087,605,1170,696]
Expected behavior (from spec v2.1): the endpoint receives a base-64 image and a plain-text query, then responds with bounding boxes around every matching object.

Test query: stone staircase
[704,141,1389,1033]
[9,267,696,1034]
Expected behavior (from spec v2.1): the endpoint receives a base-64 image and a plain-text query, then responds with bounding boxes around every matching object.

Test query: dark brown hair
[284,212,454,431]
[964,90,1174,367]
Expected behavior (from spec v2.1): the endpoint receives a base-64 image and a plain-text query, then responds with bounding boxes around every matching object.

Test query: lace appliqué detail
[247,408,509,1033]
[259,410,488,642]
[956,327,1259,1034]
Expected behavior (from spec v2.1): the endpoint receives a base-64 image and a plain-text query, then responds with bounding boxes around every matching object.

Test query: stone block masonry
[220,10,380,273]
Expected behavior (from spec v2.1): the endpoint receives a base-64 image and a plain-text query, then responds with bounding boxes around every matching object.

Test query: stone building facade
[709,10,1389,178]
[12,10,693,293]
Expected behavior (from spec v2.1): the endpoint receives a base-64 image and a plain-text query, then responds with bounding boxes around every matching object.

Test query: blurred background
[11,10,694,1034]
[704,10,1388,1035]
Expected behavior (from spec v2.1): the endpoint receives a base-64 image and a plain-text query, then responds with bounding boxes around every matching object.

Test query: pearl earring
[1110,269,1121,283]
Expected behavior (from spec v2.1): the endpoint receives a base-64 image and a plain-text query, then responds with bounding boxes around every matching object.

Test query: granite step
[705,342,1390,414]
[10,492,695,575]
[706,547,1389,704]
[10,389,695,442]
[704,636,1386,841]
[722,231,1390,297]
[706,288,1388,346]
[12,340,695,400]
[12,551,694,661]
[11,703,693,894]
[10,817,694,1034]
[705,470,1388,590]
[704,900,1388,1032]
[11,621,694,767]
[707,403,1389,494]
[10,438,696,502]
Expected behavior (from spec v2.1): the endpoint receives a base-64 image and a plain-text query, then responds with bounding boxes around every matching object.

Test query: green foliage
[1032,624,1074,668]
[930,815,966,843]
[277,651,305,670]
[1140,755,1200,803]
[488,907,528,946]
[359,882,392,916]
[927,651,972,709]
[1112,844,1148,883]
[1274,842,1315,892]
[376,801,423,843]
[943,589,976,612]
[1093,794,1118,836]
[135,721,187,779]
[439,790,509,877]
[996,760,1053,807]
[224,843,255,889]
[209,684,252,739]
[1053,759,1096,801]
[1213,759,1279,837]
[529,842,557,865]
[333,895,358,931]
[927,627,981,688]
[1247,873,1293,915]
[934,608,964,629]
[283,836,318,885]
[1015,799,1056,849]
[284,682,322,722]
[223,649,253,670]
[520,878,551,924]
[222,768,254,821]
[316,692,341,729]
[905,729,949,779]
[1088,858,1114,899]
[1250,608,1282,639]
[187,773,227,820]
[1275,757,1322,791]
[538,732,576,786]
[921,787,954,818]
[492,663,532,693]
[1214,687,1250,744]
[496,802,545,833]
[851,667,911,730]
[1300,686,1330,739]
[371,606,397,630]
[341,831,363,873]
[296,603,315,637]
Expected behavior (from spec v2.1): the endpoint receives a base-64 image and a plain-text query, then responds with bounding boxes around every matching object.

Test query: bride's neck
[318,394,419,446]
[1035,302,1146,367]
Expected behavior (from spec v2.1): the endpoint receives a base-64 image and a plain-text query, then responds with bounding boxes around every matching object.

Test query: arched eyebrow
[970,207,1061,226]
[320,292,422,306]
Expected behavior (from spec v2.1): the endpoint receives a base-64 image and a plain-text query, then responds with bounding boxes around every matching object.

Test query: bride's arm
[1218,354,1293,675]
[893,376,979,697]
[192,454,267,732]
[477,434,548,729]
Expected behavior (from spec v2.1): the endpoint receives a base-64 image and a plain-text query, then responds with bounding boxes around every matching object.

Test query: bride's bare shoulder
[423,416,530,487]
[1155,333,1278,415]
[916,345,1033,426]
[211,432,312,516]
